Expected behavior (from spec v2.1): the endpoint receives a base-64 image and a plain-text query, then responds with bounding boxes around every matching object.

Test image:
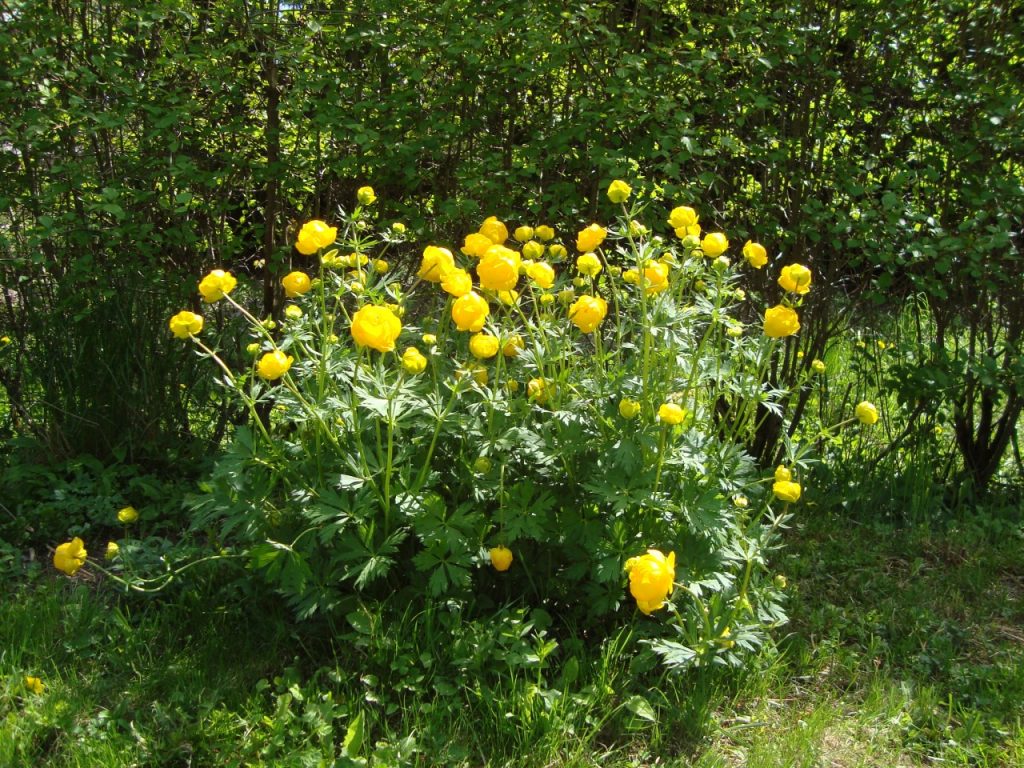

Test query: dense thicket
[1,0,1021,489]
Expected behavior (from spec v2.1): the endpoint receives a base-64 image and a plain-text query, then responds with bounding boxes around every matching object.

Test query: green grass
[2,507,1022,766]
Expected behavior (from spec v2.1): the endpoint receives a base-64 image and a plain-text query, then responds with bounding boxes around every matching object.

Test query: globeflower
[576,252,602,277]
[53,537,87,576]
[502,335,524,357]
[469,333,500,359]
[461,232,493,259]
[576,223,607,252]
[526,261,555,289]
[624,549,675,615]
[117,505,139,523]
[855,401,879,425]
[643,262,670,295]
[811,358,826,374]
[477,245,521,291]
[451,291,489,332]
[105,541,119,560]
[198,269,237,302]
[618,398,641,419]
[774,465,792,483]
[778,264,812,294]
[281,271,311,298]
[568,295,608,333]
[658,403,686,425]
[773,480,802,503]
[547,243,567,259]
[258,350,293,380]
[489,546,513,572]
[401,347,428,374]
[668,206,698,229]
[350,305,402,353]
[522,240,545,260]
[607,179,632,203]
[701,232,729,257]
[356,186,376,205]
[763,305,800,338]
[295,220,337,255]
[479,216,508,245]
[527,377,551,405]
[743,241,768,269]
[514,225,534,242]
[168,311,204,339]
[441,267,474,298]
[534,225,555,242]
[418,246,455,282]
[24,676,44,695]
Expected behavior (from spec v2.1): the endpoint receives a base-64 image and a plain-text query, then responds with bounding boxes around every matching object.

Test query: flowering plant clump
[68,182,854,672]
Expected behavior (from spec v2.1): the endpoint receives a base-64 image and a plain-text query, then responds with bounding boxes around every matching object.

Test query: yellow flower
[117,505,139,523]
[855,401,879,425]
[373,259,389,273]
[774,465,792,483]
[477,245,521,291]
[168,311,204,339]
[701,232,729,257]
[522,240,545,260]
[25,676,44,695]
[441,267,474,298]
[479,216,508,245]
[198,269,237,302]
[733,494,749,508]
[284,305,302,319]
[811,358,826,374]
[451,291,490,332]
[281,271,311,298]
[778,264,812,294]
[526,261,555,289]
[576,223,607,252]
[527,377,551,405]
[576,252,602,277]
[461,232,493,259]
[763,305,800,338]
[772,480,802,503]
[0,336,10,345]
[53,537,87,576]
[246,342,261,356]
[469,333,500,359]
[668,206,699,229]
[502,335,524,358]
[643,262,670,295]
[514,225,534,242]
[618,398,641,419]
[356,186,376,205]
[625,549,675,614]
[489,545,513,572]
[401,346,428,374]
[105,541,119,560]
[657,403,686,425]
[295,220,337,255]
[540,293,555,306]
[418,246,455,282]
[675,225,701,241]
[422,333,437,346]
[497,289,520,306]
[743,241,768,269]
[607,179,632,203]
[258,350,293,380]
[350,305,402,353]
[622,268,640,285]
[456,363,488,386]
[547,243,567,259]
[535,225,555,242]
[391,222,407,234]
[568,295,608,333]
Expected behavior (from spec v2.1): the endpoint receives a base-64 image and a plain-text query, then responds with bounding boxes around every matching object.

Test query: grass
[2,506,1022,766]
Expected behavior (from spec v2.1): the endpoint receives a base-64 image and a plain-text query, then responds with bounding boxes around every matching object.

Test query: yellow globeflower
[198,269,237,302]
[373,259,389,273]
[461,232,493,259]
[778,264,812,294]
[350,305,402,353]
[281,271,311,298]
[418,246,455,282]
[257,350,293,380]
[568,295,608,333]
[451,291,490,332]
[657,403,686,425]
[477,245,521,292]
[855,401,879,425]
[547,243,567,259]
[479,216,508,245]
[576,223,607,252]
[441,267,474,298]
[502,335,524,358]
[489,546,513,572]
[701,232,729,257]
[622,268,640,285]
[295,220,337,255]
[643,262,670,295]
[607,179,632,203]
[526,261,555,289]
[624,549,675,615]
[522,240,545,260]
[811,359,826,374]
[774,465,792,483]
[535,225,555,242]
[514,225,534,242]
[772,480,802,503]
[763,305,800,338]
[401,347,428,374]
[576,252,602,277]
[168,311,203,339]
[667,206,699,229]
[743,241,768,269]
[53,537,87,576]
[618,398,641,419]
[25,676,44,695]
[469,333,500,359]
[117,506,139,523]
[105,541,120,560]
[527,377,551,405]
[356,186,376,205]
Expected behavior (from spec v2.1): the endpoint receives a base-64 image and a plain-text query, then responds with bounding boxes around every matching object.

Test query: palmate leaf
[647,639,697,671]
